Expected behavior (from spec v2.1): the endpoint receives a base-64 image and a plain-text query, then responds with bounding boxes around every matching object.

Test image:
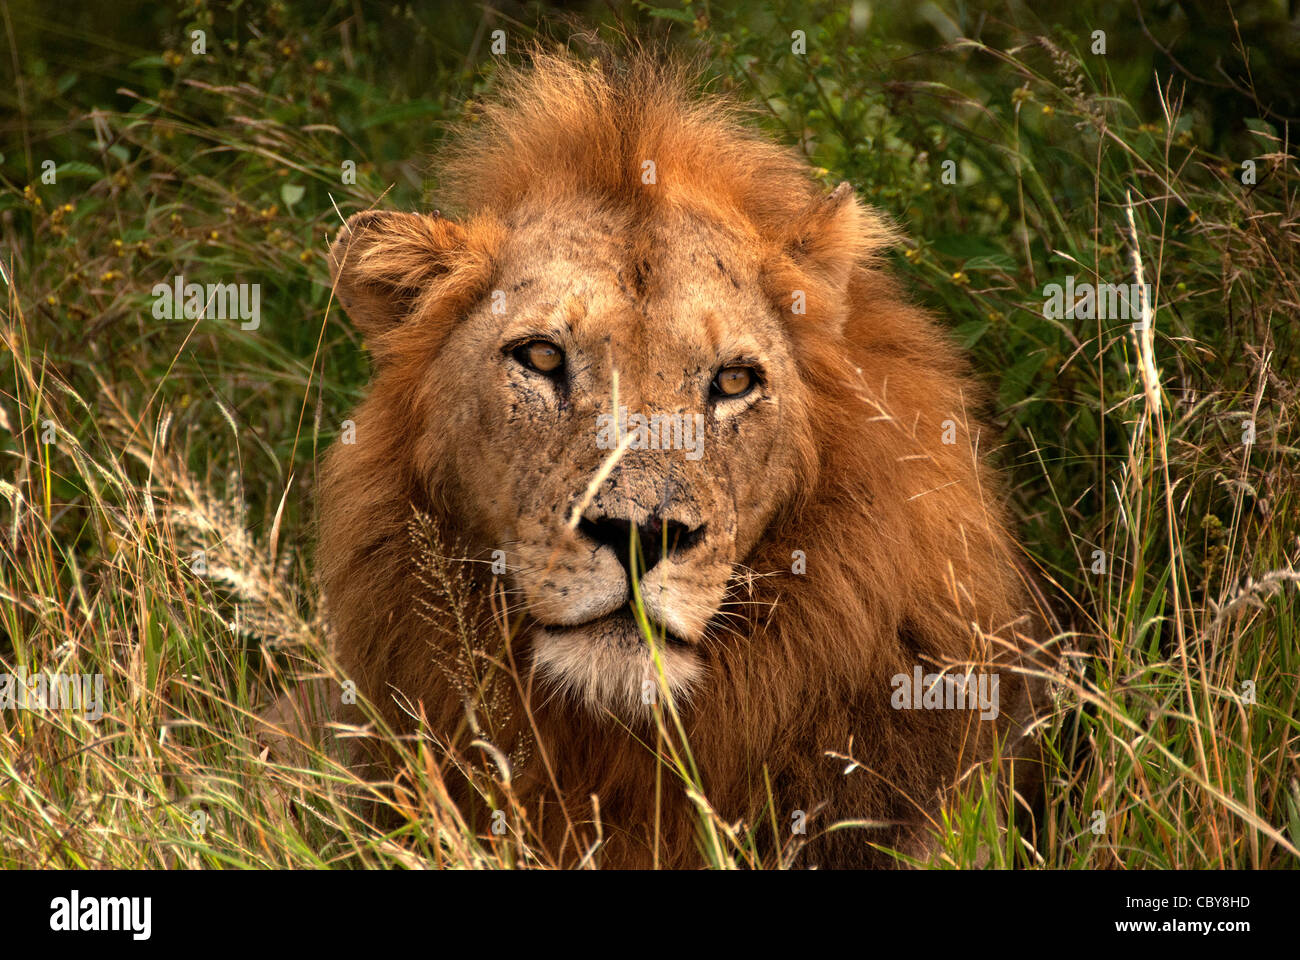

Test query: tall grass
[1,1,1297,868]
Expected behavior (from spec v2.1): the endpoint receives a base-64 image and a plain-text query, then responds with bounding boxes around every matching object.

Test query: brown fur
[316,51,1043,868]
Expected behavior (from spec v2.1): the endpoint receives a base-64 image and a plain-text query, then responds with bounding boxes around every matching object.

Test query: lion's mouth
[530,602,705,713]
[537,605,692,649]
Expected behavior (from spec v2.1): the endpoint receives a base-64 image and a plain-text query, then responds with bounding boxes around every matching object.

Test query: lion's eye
[513,340,565,375]
[712,365,755,398]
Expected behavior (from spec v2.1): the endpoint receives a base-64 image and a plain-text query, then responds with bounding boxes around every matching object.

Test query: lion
[313,51,1045,868]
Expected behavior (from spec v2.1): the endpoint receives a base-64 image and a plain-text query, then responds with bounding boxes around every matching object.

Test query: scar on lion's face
[432,196,807,714]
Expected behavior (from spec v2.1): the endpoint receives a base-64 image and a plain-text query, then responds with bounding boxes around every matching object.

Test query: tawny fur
[315,51,1043,868]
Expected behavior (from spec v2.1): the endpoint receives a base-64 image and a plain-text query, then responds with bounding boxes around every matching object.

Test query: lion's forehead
[494,206,779,363]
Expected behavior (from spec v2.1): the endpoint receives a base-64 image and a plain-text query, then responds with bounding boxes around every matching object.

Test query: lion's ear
[769,182,897,332]
[787,181,895,290]
[328,210,470,339]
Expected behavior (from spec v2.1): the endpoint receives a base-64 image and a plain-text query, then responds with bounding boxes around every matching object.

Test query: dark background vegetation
[1,1,1296,867]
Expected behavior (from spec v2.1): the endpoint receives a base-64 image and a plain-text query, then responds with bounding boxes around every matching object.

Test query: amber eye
[512,340,565,375]
[712,365,755,398]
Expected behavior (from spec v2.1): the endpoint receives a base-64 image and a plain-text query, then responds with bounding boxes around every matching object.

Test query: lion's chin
[530,609,704,717]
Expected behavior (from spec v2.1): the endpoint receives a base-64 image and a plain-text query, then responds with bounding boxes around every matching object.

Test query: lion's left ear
[765,182,897,331]
[328,209,472,341]
[791,181,894,284]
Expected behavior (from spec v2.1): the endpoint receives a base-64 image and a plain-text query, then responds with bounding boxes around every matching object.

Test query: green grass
[1,0,1297,868]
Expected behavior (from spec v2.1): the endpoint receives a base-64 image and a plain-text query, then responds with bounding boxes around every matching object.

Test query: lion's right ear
[328,210,474,340]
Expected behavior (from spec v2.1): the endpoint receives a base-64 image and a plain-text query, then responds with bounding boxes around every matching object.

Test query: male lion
[314,52,1044,868]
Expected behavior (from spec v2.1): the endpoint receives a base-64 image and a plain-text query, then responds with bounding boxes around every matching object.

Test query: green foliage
[1,0,1297,868]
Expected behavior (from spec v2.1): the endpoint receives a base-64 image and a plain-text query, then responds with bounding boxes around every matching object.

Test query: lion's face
[430,198,810,714]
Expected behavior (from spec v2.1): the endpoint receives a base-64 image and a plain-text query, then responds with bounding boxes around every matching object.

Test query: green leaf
[997,348,1046,407]
[56,162,103,180]
[638,5,695,24]
[962,254,1016,271]
[1244,118,1277,142]
[931,234,1006,261]
[280,183,305,208]
[953,318,989,349]
[358,99,442,130]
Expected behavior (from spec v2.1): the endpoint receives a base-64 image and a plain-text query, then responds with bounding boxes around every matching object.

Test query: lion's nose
[577,513,705,580]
